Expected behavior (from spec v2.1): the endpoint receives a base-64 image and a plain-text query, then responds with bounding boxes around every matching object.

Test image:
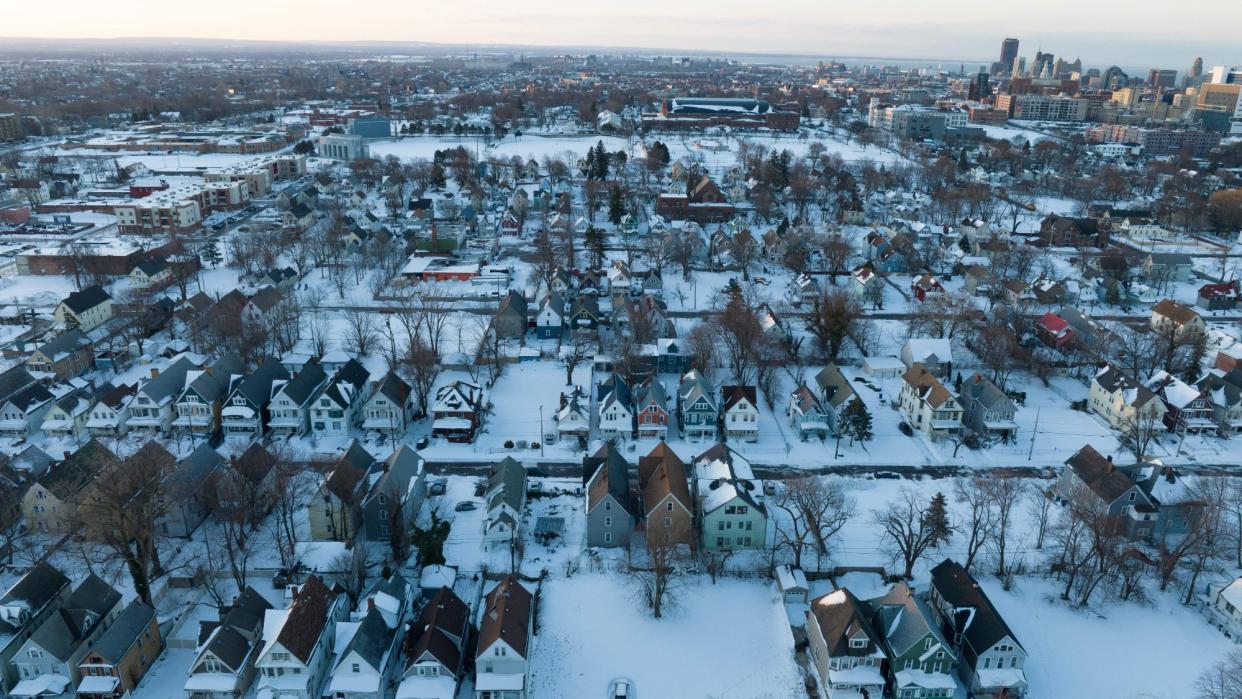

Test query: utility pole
[1027,407,1040,461]
[539,405,545,457]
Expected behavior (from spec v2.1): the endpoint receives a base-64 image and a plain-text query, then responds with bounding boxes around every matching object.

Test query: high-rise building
[0,114,21,142]
[969,72,991,101]
[999,38,1020,67]
[1147,69,1178,90]
[1191,57,1203,78]
[1012,56,1026,78]
[1210,66,1242,84]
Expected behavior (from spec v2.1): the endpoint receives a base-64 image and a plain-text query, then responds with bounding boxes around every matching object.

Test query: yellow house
[53,286,113,332]
[21,441,117,534]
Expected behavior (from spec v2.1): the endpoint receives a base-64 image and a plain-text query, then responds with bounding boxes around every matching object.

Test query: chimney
[150,367,159,379]
[1106,454,1114,473]
[63,451,71,460]
[367,597,376,612]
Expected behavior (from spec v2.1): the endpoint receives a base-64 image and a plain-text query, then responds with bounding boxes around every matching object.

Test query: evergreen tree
[923,492,953,546]
[954,372,963,392]
[584,226,606,267]
[199,241,222,269]
[608,185,625,226]
[842,398,873,445]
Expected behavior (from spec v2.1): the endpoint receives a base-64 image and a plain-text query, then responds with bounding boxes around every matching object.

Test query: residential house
[39,384,95,442]
[676,370,717,442]
[1198,370,1242,436]
[254,575,348,699]
[692,444,766,551]
[958,373,1018,443]
[0,563,73,697]
[128,257,171,291]
[10,574,123,698]
[1145,370,1215,433]
[474,575,533,699]
[160,442,222,538]
[912,273,946,302]
[899,364,964,440]
[361,446,426,543]
[1039,214,1106,247]
[53,286,112,332]
[533,293,565,340]
[1198,282,1240,312]
[1089,364,1167,431]
[814,365,858,437]
[268,360,328,437]
[1202,578,1242,643]
[85,382,136,438]
[21,440,117,534]
[1055,445,1160,540]
[1142,253,1194,284]
[396,586,473,699]
[309,441,376,542]
[361,372,415,437]
[326,606,400,699]
[596,374,634,440]
[26,330,93,380]
[1151,298,1205,338]
[584,444,635,548]
[311,359,371,438]
[173,353,244,436]
[928,560,1028,698]
[869,582,959,699]
[566,295,601,334]
[74,601,162,699]
[634,379,670,439]
[221,357,290,438]
[1035,312,1074,350]
[805,589,886,699]
[127,356,200,434]
[720,385,759,443]
[493,291,528,340]
[901,339,954,379]
[183,586,273,699]
[241,286,286,333]
[430,380,484,443]
[484,458,527,544]
[0,380,53,439]
[554,388,590,445]
[650,338,692,375]
[637,443,694,547]
[787,383,831,440]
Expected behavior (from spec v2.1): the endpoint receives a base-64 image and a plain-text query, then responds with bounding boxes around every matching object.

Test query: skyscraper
[999,38,1020,67]
[1191,57,1203,78]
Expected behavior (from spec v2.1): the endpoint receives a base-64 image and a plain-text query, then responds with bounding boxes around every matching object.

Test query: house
[851,262,882,302]
[1145,370,1215,433]
[533,292,565,340]
[173,353,244,436]
[361,372,415,437]
[814,365,858,436]
[484,458,527,544]
[309,441,376,542]
[0,380,53,439]
[720,384,759,443]
[217,441,279,527]
[127,356,200,434]
[39,385,95,442]
[805,589,886,699]
[1055,445,1159,541]
[74,601,162,699]
[183,586,273,699]
[1089,364,1167,431]
[912,273,946,302]
[160,442,221,538]
[634,379,671,439]
[21,440,117,534]
[566,295,602,334]
[554,388,590,445]
[326,605,400,699]
[10,574,123,699]
[788,383,831,440]
[268,360,328,437]
[596,374,634,440]
[1035,312,1075,350]
[899,364,963,440]
[241,286,286,332]
[901,338,954,379]
[580,443,640,550]
[1039,214,1106,247]
[26,329,93,380]
[677,370,717,442]
[692,444,766,551]
[1202,577,1242,643]
[650,338,692,375]
[396,586,473,699]
[430,380,484,443]
[958,373,1018,443]
[53,285,112,332]
[361,445,426,543]
[474,575,533,699]
[128,257,171,290]
[637,443,695,547]
[1198,282,1240,312]
[0,563,73,697]
[869,582,959,699]
[311,359,371,438]
[493,291,528,340]
[1151,298,1205,338]
[1198,371,1242,436]
[221,357,290,438]
[85,382,136,438]
[928,560,1028,698]
[254,575,348,699]
[1142,252,1194,283]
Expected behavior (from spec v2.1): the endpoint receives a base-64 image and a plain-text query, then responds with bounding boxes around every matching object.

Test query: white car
[609,678,632,699]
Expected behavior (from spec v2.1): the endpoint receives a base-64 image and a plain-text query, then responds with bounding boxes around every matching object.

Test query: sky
[4,0,1239,69]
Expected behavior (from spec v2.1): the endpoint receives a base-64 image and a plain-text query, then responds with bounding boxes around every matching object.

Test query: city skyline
[3,0,1239,68]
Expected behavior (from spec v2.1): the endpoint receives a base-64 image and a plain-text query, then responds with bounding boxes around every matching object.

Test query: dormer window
[849,637,866,649]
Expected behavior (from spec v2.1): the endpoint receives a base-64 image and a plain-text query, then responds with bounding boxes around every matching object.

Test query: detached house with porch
[254,575,348,699]
[311,359,370,438]
[268,360,328,437]
[53,285,112,332]
[221,357,289,438]
[584,444,635,548]
[74,601,163,699]
[1089,364,1167,431]
[805,589,886,699]
[677,369,717,442]
[720,385,759,442]
[361,372,415,437]
[899,364,963,440]
[474,575,533,699]
[397,586,473,699]
[430,380,484,443]
[928,560,1028,698]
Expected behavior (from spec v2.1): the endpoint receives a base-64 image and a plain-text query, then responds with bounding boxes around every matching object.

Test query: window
[850,637,866,649]
[664,517,672,527]
[604,532,612,544]
[496,646,506,657]
[604,517,612,527]
[351,663,360,673]
[666,502,674,512]
[604,501,611,511]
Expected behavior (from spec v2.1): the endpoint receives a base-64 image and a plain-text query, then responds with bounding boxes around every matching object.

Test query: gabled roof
[276,359,328,406]
[585,444,632,514]
[959,373,1013,411]
[232,442,277,485]
[720,384,757,413]
[903,364,955,409]
[1152,298,1200,326]
[814,365,856,408]
[0,366,36,404]
[275,574,337,664]
[141,356,200,404]
[809,588,883,658]
[321,359,370,408]
[1064,445,1142,506]
[637,443,692,516]
[59,285,110,315]
[201,626,252,672]
[88,600,155,664]
[184,353,244,403]
[35,439,117,500]
[33,329,91,363]
[338,606,391,672]
[486,458,526,516]
[231,357,290,407]
[929,559,1023,655]
[477,575,531,658]
[323,441,376,503]
[0,563,70,638]
[869,582,952,660]
[373,372,412,407]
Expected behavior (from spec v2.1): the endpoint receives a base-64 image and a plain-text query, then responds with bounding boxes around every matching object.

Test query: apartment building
[113,181,249,234]
[995,94,1088,121]
[0,114,22,142]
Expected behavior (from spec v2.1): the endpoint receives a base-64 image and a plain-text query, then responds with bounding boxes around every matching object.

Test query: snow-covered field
[529,573,802,699]
[368,134,636,163]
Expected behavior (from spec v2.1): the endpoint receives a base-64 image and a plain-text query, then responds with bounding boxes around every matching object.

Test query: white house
[474,576,533,699]
[254,575,347,699]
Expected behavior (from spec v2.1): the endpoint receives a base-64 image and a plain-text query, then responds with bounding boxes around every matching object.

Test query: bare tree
[983,477,1026,576]
[630,537,683,619]
[953,478,998,574]
[270,453,312,570]
[561,336,593,386]
[1029,485,1055,550]
[874,487,947,579]
[772,477,854,571]
[343,310,380,356]
[1195,647,1242,699]
[400,336,441,418]
[1120,410,1162,461]
[805,288,865,361]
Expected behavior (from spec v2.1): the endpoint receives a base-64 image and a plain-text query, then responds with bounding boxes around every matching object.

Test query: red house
[911,273,945,302]
[1036,312,1075,349]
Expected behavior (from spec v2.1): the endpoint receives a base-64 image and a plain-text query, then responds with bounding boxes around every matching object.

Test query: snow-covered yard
[529,573,802,699]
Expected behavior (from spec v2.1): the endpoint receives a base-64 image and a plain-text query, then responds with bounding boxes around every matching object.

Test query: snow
[529,573,801,698]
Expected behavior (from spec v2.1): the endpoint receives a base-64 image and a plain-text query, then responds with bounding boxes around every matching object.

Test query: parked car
[416,436,430,449]
[429,479,446,496]
[609,679,632,699]
[898,421,913,436]
[454,500,477,512]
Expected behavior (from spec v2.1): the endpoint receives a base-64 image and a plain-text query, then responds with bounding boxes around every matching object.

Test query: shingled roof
[276,574,337,664]
[477,575,532,658]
